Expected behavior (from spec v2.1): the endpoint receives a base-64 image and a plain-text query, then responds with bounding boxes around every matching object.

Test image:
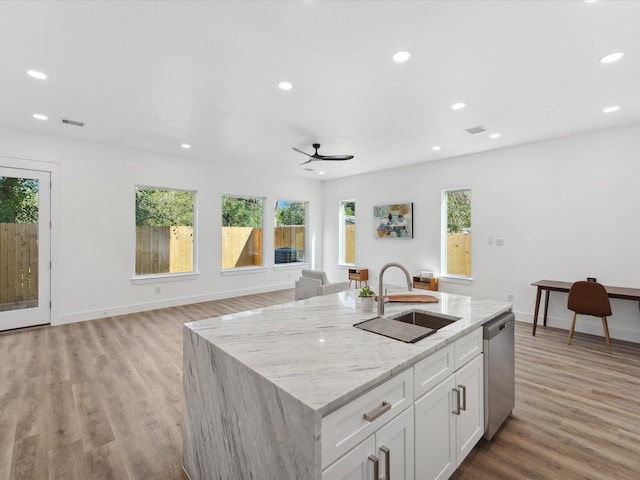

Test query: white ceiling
[1,0,639,180]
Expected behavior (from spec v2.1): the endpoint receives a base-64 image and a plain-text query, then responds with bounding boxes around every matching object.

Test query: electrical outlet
[488,235,493,245]
[496,238,504,246]
[155,287,161,294]
[507,293,513,302]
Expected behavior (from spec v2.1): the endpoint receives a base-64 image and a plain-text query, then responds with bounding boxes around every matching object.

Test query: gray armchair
[294,269,350,301]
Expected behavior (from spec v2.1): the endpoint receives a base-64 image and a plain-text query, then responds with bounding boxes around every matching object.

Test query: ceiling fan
[292,143,354,165]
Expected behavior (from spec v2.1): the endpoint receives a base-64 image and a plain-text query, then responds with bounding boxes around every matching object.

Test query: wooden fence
[136,226,193,274]
[222,226,306,268]
[345,225,355,264]
[137,226,308,272]
[0,223,38,309]
[447,233,472,276]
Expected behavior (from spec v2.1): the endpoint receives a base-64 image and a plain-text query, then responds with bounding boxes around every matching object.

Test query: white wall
[322,122,640,342]
[0,127,323,324]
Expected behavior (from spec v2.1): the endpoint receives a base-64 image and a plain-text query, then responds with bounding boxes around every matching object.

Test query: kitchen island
[183,289,512,480]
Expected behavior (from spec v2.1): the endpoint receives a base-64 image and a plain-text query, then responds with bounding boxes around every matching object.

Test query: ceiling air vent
[61,118,85,127]
[465,125,486,134]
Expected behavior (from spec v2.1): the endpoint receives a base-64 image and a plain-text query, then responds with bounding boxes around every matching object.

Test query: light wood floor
[1,292,639,480]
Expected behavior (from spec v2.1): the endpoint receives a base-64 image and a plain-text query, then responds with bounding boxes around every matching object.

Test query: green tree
[0,177,39,223]
[222,196,263,227]
[343,201,355,216]
[135,188,194,226]
[447,190,471,233]
[276,201,305,226]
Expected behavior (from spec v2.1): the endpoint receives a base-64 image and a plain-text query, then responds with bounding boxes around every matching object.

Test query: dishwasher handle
[483,312,515,340]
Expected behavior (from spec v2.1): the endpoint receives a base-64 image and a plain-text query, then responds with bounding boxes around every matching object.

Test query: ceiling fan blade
[299,158,313,165]
[318,155,354,161]
[292,146,312,157]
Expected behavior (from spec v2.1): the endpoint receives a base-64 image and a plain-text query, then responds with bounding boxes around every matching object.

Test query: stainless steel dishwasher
[483,311,515,440]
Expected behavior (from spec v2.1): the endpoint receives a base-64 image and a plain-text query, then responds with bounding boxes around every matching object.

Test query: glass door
[0,167,51,330]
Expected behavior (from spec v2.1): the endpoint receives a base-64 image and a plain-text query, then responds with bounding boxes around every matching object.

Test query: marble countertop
[185,289,512,416]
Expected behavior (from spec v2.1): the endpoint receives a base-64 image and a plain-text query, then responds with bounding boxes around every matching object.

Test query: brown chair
[567,281,612,353]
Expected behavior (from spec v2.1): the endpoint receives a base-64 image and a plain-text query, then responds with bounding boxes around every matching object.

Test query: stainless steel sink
[354,310,462,343]
[389,310,461,330]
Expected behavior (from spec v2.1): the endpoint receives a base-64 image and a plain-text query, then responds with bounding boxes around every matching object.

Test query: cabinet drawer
[454,327,483,370]
[414,344,455,400]
[321,368,413,469]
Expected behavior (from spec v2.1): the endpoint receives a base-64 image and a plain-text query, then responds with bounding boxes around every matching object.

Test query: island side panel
[183,325,321,480]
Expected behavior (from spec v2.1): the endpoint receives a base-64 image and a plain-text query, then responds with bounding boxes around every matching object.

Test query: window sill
[220,266,269,276]
[439,275,473,285]
[132,272,200,284]
[272,262,310,271]
[337,262,356,268]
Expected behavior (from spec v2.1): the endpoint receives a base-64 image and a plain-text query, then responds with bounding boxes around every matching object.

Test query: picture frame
[373,202,413,238]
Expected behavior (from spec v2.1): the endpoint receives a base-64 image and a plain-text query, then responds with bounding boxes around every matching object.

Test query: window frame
[273,199,308,266]
[440,188,472,282]
[220,194,266,272]
[338,199,356,266]
[132,185,198,282]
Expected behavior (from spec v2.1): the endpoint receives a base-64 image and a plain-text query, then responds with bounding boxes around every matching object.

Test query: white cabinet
[323,327,484,480]
[322,368,413,469]
[323,406,414,480]
[414,353,484,480]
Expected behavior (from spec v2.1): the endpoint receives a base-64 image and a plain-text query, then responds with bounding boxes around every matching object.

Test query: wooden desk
[531,279,640,336]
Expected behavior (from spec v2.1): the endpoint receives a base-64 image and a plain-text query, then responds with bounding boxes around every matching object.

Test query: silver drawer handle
[363,401,391,422]
[459,384,467,411]
[368,454,379,480]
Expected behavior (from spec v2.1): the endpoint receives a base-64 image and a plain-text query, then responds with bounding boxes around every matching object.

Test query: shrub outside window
[135,186,195,275]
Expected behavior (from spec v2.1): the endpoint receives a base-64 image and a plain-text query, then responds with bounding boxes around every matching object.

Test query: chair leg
[567,313,577,345]
[602,317,612,354]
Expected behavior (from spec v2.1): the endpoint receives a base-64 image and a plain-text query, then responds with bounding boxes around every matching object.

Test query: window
[221,195,264,268]
[339,200,355,265]
[135,186,195,276]
[274,200,306,264]
[442,189,471,277]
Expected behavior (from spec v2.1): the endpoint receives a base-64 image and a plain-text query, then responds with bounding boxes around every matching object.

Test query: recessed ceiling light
[451,102,466,110]
[181,143,191,149]
[318,171,325,175]
[27,69,47,80]
[603,105,620,113]
[278,81,293,90]
[489,133,501,139]
[33,113,48,121]
[600,52,624,64]
[432,146,441,151]
[393,51,411,63]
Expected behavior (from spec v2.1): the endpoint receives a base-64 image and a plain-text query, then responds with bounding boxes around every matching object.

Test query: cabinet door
[455,354,484,464]
[414,376,456,480]
[322,436,376,480]
[376,406,414,480]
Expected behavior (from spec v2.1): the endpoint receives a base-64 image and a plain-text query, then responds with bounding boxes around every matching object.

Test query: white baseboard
[514,310,640,344]
[54,282,294,326]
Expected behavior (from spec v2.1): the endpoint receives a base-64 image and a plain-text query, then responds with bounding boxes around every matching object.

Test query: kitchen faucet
[377,262,413,315]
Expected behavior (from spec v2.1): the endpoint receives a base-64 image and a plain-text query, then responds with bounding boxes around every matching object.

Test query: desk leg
[532,287,542,336]
[543,290,550,326]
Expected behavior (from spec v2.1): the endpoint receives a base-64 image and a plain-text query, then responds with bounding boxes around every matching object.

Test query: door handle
[380,445,390,480]
[452,387,461,415]
[459,384,467,411]
[368,454,379,480]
